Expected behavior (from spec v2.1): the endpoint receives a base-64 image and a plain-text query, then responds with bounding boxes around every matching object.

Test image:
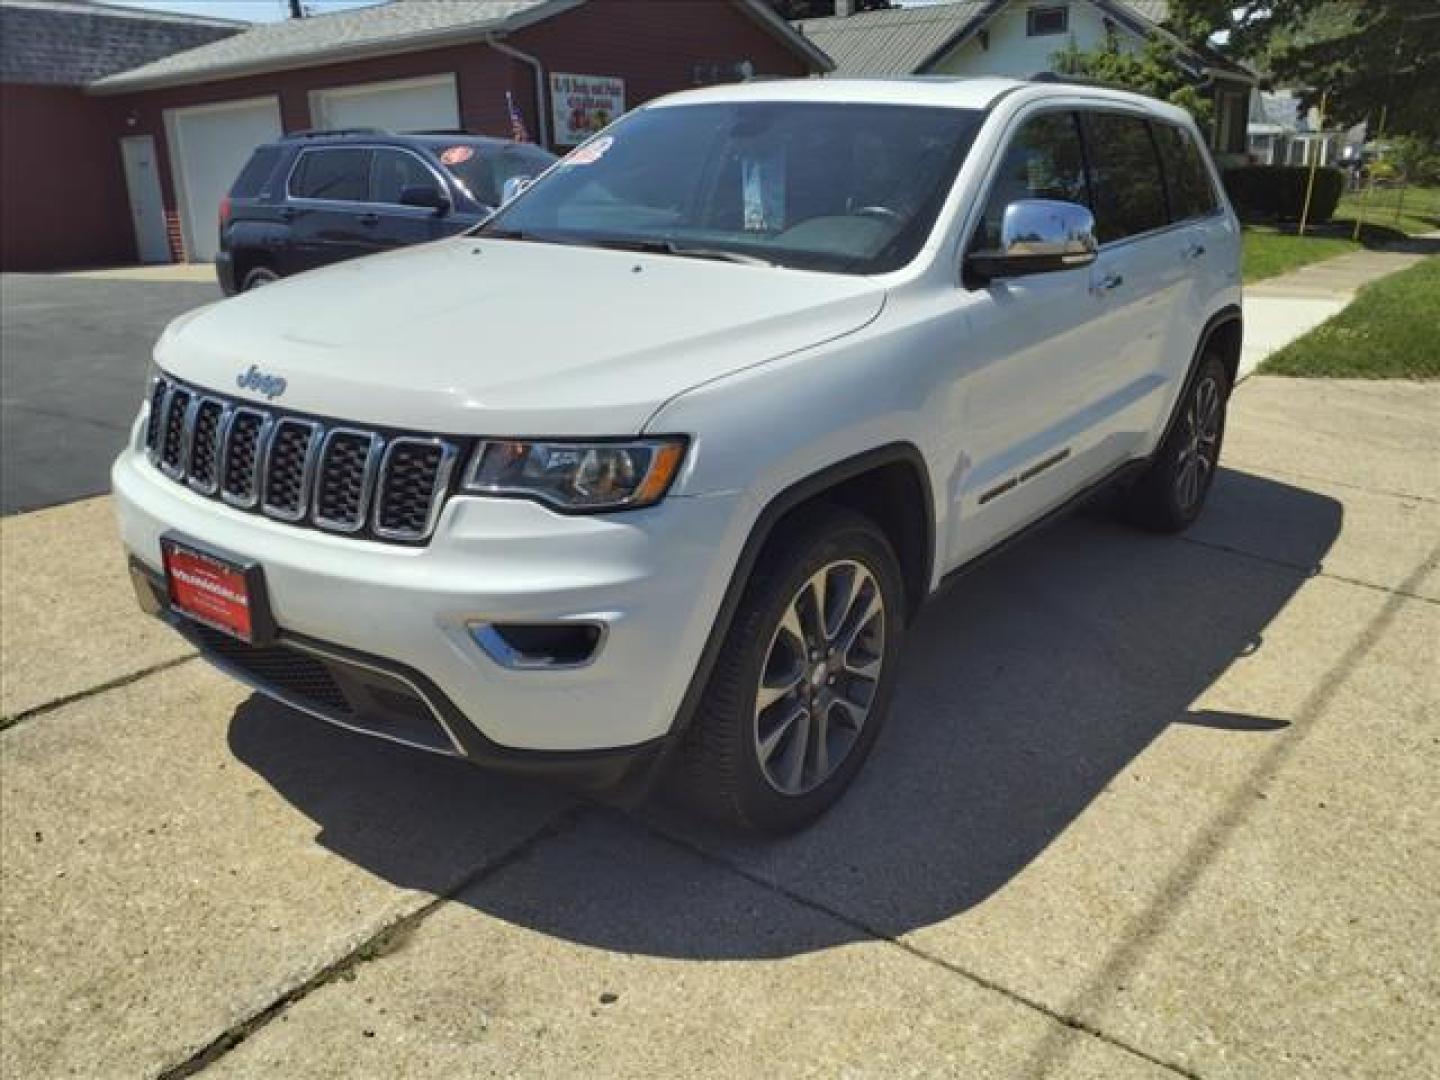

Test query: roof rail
[282,127,388,140]
[1028,71,1115,89]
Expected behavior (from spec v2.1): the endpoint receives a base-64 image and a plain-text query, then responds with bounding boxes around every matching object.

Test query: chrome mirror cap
[967,198,1098,281]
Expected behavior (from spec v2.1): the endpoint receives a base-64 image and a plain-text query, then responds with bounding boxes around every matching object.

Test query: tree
[1161,0,1440,140]
[1051,39,1213,134]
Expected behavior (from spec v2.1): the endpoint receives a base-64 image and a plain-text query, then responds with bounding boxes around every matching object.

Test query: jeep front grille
[144,376,462,545]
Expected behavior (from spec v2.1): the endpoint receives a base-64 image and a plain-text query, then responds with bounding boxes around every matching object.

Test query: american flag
[506,92,530,143]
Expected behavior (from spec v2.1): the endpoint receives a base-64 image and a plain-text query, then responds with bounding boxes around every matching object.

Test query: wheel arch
[664,443,934,752]
[1159,304,1243,449]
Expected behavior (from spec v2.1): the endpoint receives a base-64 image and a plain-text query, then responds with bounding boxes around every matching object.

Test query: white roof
[646,75,1192,125]
[650,75,1025,111]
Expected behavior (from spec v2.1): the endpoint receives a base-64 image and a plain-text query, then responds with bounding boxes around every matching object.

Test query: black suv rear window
[231,147,282,198]
[289,148,371,202]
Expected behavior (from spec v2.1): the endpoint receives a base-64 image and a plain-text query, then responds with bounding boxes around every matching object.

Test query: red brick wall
[0,84,135,270]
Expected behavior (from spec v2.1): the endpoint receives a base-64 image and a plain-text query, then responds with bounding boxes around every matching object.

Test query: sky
[100,0,952,25]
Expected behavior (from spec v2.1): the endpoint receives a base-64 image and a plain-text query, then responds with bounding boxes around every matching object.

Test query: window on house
[1027,5,1069,36]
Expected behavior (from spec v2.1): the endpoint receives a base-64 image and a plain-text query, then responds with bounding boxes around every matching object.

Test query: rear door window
[975,110,1089,250]
[1153,123,1219,222]
[230,147,282,198]
[1081,112,1168,243]
[289,148,371,202]
[369,148,438,205]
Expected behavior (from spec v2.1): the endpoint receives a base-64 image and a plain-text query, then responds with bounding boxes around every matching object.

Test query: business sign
[550,73,625,146]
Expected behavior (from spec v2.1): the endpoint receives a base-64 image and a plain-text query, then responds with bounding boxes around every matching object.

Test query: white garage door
[165,96,282,262]
[311,74,459,135]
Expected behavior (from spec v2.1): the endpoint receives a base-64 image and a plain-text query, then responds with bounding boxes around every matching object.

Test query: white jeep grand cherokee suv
[114,77,1241,832]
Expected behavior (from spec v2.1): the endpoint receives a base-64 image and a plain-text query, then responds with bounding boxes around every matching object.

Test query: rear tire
[669,505,905,833]
[241,266,279,291]
[1119,352,1230,533]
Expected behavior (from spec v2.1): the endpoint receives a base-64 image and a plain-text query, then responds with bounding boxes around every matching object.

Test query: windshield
[480,102,984,274]
[444,144,556,208]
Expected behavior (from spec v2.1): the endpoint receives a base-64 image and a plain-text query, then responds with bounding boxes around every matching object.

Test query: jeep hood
[159,238,886,436]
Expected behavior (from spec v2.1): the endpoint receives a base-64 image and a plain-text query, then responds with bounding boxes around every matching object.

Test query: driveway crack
[153,802,588,1080]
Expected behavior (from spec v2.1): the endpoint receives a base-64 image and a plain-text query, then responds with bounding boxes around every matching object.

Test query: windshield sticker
[439,146,475,166]
[563,135,614,167]
[741,149,785,232]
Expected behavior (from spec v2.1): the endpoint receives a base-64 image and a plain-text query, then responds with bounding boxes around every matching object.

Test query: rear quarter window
[1153,123,1219,221]
[230,147,282,198]
[1081,112,1168,243]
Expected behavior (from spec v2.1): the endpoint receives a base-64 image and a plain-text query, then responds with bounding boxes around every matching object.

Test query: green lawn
[1338,184,1440,238]
[1242,226,1359,283]
[1258,256,1440,379]
[1241,184,1440,284]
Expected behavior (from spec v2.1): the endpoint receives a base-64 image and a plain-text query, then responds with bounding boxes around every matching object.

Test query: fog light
[468,622,604,669]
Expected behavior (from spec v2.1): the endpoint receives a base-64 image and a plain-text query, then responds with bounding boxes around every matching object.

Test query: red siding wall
[0,85,134,270]
[513,0,811,141]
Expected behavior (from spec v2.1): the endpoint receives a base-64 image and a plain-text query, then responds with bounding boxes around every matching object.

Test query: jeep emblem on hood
[236,365,287,401]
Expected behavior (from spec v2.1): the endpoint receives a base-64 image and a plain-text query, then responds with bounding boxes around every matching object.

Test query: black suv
[217,129,556,294]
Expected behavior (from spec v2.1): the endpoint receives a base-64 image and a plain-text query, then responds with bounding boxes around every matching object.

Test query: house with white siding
[794,0,1255,161]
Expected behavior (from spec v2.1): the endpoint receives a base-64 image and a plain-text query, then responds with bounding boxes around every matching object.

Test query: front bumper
[112,446,751,781]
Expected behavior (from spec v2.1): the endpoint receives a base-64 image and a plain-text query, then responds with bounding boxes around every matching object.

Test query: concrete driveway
[1,377,1436,1079]
[0,274,221,515]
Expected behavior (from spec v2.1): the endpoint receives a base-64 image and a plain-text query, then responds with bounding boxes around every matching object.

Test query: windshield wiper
[586,236,774,267]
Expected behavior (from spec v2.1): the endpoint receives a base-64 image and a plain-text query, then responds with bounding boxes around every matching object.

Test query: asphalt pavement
[0,274,221,515]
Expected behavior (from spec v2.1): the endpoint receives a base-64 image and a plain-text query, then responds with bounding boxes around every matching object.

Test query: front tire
[670,505,905,833]
[1119,353,1230,533]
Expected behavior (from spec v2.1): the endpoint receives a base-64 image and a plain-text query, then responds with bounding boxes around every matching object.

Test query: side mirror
[500,175,534,204]
[966,199,1097,281]
[400,184,450,214]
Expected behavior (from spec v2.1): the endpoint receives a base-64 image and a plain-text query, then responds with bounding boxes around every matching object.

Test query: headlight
[461,438,687,512]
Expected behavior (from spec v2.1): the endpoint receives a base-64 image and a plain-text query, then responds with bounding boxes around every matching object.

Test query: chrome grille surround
[313,428,384,534]
[374,437,459,542]
[186,397,229,496]
[142,375,462,546]
[261,417,323,522]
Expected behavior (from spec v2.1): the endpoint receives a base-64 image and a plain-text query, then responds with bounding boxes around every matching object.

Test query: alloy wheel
[753,559,886,796]
[1174,374,1222,511]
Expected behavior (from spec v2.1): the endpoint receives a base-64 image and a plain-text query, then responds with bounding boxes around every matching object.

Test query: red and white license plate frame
[161,535,275,644]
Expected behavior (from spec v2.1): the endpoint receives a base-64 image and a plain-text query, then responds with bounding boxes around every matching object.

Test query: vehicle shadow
[228,467,1341,959]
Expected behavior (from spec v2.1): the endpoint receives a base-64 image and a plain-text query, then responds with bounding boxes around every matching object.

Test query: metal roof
[792,2,991,78]
[1,0,244,87]
[89,0,832,96]
[794,0,1249,84]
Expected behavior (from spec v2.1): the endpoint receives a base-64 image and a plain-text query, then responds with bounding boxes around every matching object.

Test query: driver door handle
[358,213,381,226]
[1093,271,1124,294]
[1184,242,1207,260]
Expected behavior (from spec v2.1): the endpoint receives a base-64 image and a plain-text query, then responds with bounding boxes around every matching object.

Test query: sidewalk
[60,263,217,284]
[1239,233,1440,380]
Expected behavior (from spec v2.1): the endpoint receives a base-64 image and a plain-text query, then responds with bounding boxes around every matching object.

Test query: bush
[1222,165,1345,223]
